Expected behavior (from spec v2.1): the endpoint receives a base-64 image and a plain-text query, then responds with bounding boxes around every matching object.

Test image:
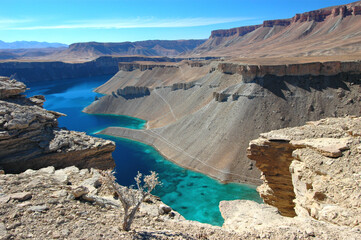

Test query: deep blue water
[26,75,262,226]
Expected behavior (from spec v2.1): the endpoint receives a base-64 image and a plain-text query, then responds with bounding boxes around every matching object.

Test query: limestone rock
[0,77,26,99]
[247,116,361,227]
[158,204,172,215]
[28,205,49,213]
[72,186,89,198]
[9,192,32,201]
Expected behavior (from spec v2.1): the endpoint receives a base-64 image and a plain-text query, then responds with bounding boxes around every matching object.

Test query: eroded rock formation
[0,77,115,173]
[115,86,151,99]
[247,116,361,227]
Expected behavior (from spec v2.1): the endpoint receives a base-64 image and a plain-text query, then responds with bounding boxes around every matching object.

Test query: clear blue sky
[0,0,355,44]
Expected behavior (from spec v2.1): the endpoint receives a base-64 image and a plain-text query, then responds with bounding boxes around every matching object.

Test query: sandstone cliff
[0,77,115,173]
[217,116,360,239]
[247,116,361,225]
[84,60,361,184]
[190,1,361,59]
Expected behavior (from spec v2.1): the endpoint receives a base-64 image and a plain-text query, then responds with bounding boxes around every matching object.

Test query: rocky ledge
[216,116,360,239]
[0,77,115,173]
[247,116,361,226]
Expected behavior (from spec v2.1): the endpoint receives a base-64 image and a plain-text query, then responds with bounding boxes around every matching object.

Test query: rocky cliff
[0,77,115,173]
[217,116,360,239]
[191,1,361,59]
[0,56,180,84]
[247,116,361,225]
[118,62,178,72]
[84,59,361,184]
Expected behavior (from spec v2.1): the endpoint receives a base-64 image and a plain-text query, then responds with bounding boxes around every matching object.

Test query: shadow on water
[26,75,262,226]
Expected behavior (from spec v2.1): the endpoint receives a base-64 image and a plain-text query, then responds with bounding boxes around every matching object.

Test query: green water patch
[99,134,263,226]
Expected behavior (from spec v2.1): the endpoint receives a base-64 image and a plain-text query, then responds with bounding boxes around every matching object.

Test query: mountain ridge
[190,0,361,59]
[0,40,67,49]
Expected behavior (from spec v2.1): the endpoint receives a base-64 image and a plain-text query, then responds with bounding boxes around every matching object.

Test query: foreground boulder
[0,77,115,173]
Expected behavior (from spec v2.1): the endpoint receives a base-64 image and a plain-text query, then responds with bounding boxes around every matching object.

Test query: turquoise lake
[26,75,262,226]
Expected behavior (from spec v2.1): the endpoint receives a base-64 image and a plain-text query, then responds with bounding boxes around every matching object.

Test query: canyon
[84,59,361,184]
[0,1,360,239]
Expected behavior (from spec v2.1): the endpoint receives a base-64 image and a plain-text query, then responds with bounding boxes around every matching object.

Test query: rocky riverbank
[0,77,115,173]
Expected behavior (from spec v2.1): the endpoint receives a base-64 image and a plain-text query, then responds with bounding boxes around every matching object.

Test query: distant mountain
[55,39,206,60]
[0,40,68,49]
[190,1,361,58]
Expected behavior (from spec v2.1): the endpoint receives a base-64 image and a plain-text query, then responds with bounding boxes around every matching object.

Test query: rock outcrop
[115,86,151,99]
[217,61,361,82]
[247,116,361,227]
[0,77,115,173]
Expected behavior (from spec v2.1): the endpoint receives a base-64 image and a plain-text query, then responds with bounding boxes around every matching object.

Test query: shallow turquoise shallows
[26,75,262,226]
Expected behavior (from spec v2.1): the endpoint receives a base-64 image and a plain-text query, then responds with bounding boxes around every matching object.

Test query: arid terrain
[0,1,360,239]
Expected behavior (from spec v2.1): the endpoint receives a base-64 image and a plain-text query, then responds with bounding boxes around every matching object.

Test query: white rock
[38,166,55,174]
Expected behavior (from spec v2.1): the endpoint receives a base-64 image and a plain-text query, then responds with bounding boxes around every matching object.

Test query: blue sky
[0,0,355,44]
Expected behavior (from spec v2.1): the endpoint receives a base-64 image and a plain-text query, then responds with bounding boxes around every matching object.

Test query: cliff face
[247,117,361,227]
[118,62,178,72]
[0,77,115,173]
[0,56,179,84]
[84,60,361,184]
[191,1,361,58]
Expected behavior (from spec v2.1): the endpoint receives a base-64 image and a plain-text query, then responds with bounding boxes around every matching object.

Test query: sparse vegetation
[104,171,161,231]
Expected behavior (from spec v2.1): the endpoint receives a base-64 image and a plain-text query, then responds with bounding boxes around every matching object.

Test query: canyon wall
[84,60,361,184]
[0,56,179,84]
[0,77,115,173]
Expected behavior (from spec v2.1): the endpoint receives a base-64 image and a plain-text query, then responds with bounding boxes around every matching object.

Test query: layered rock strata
[118,62,178,72]
[0,77,115,173]
[0,56,180,84]
[192,1,361,58]
[247,116,361,226]
[85,60,361,184]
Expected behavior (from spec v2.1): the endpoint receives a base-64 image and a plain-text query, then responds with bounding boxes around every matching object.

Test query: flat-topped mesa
[293,4,361,22]
[247,117,361,227]
[262,19,291,27]
[118,62,179,72]
[210,25,262,38]
[115,86,151,99]
[0,77,115,173]
[218,61,361,82]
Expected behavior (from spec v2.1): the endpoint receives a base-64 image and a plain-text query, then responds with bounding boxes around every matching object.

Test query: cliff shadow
[252,73,356,99]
